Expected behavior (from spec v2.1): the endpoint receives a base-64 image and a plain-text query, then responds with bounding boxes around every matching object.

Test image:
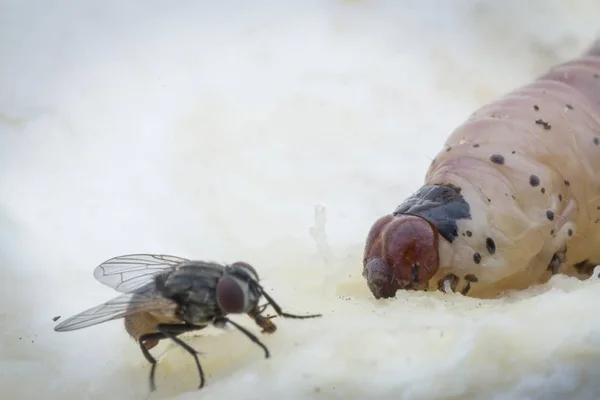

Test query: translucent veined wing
[93,254,190,293]
[53,288,178,332]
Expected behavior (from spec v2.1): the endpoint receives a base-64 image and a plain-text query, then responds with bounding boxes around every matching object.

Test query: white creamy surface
[2,1,600,399]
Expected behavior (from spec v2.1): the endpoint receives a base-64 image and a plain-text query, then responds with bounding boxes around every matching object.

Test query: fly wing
[53,288,177,332]
[93,254,190,293]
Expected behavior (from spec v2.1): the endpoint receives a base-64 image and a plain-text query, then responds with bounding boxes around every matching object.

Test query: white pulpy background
[3,1,600,399]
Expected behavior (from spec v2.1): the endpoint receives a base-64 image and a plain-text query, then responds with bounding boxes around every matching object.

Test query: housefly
[54,254,322,391]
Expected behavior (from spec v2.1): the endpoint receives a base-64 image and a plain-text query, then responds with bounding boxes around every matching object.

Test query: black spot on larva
[512,195,516,200]
[546,210,554,221]
[487,198,491,202]
[568,229,573,237]
[566,104,573,110]
[464,274,479,282]
[541,187,545,194]
[559,194,563,202]
[473,252,481,264]
[431,158,436,165]
[490,154,505,165]
[446,146,452,152]
[533,105,539,111]
[595,74,599,78]
[550,229,554,235]
[594,137,599,145]
[466,230,472,237]
[473,144,480,148]
[564,180,570,186]
[597,206,600,210]
[486,237,496,254]
[529,175,540,187]
[393,184,471,244]
[511,150,516,154]
[535,119,551,130]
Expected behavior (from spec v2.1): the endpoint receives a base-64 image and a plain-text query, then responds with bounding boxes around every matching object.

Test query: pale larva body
[363,40,600,299]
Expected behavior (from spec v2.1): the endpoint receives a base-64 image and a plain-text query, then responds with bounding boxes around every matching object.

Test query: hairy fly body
[54,254,322,391]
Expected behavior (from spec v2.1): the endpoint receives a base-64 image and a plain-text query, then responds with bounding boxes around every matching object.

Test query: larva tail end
[363,214,440,299]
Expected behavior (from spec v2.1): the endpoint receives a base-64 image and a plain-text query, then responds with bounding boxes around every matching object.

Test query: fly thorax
[178,301,219,325]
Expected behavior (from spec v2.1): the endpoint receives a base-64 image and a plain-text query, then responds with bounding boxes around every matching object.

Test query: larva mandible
[363,39,600,299]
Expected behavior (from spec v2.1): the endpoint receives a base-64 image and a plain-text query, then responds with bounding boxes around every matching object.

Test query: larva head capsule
[362,214,440,299]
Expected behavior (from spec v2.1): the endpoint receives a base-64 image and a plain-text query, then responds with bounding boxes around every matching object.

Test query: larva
[363,40,600,299]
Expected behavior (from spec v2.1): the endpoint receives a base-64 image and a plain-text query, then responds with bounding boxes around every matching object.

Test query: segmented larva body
[363,40,600,299]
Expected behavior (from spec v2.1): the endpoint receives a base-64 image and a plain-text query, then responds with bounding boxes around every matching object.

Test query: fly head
[220,262,323,324]
[216,262,261,314]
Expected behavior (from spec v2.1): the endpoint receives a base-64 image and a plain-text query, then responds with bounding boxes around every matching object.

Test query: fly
[53,254,322,391]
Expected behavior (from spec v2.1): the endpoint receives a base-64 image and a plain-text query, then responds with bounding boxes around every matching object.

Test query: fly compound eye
[216,276,246,314]
[231,261,259,281]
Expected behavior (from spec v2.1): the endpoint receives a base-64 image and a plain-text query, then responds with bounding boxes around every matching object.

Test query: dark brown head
[362,214,440,299]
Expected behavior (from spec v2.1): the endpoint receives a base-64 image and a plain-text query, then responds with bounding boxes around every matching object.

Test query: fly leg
[139,324,207,391]
[214,317,270,358]
[156,324,207,390]
[138,332,167,392]
[255,303,269,314]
